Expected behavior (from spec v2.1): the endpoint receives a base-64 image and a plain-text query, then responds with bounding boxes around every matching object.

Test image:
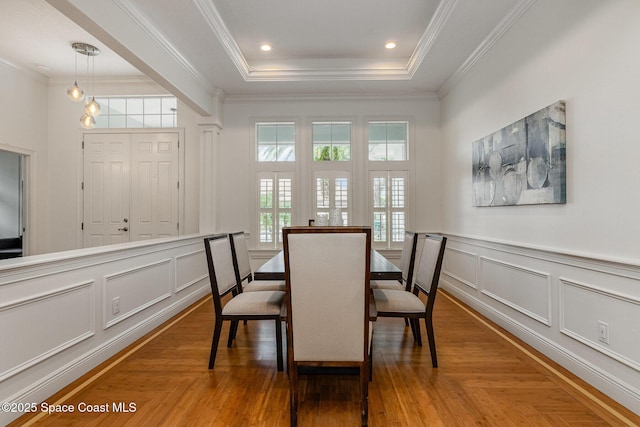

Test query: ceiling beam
[46,0,220,117]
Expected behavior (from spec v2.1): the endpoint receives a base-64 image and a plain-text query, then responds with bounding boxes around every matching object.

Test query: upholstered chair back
[414,234,446,295]
[398,231,417,283]
[230,232,252,281]
[207,235,238,296]
[286,229,370,362]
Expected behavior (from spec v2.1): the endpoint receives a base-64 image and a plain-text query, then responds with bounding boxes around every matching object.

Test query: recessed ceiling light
[385,42,396,49]
[260,43,272,52]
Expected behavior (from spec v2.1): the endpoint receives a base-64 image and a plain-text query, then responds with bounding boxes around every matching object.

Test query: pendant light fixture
[68,43,101,129]
[80,113,96,129]
[66,47,84,102]
[84,47,101,118]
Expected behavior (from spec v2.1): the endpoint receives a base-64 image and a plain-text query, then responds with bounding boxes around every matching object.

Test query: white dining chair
[372,233,447,367]
[283,226,372,427]
[204,234,285,371]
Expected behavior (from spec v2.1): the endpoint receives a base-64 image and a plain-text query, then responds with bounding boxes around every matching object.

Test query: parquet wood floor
[11,291,639,426]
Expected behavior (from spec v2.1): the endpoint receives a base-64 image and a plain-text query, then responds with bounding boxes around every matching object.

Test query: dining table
[253,248,402,282]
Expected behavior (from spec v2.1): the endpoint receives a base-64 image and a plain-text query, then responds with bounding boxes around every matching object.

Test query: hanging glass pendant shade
[70,43,101,129]
[80,113,96,129]
[67,81,85,102]
[85,96,101,116]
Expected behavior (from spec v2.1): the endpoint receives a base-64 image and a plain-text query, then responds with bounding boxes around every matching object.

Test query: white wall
[440,0,640,415]
[218,95,441,241]
[440,0,640,262]
[0,62,49,253]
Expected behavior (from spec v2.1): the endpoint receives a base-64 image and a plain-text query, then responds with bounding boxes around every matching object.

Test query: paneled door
[83,133,130,247]
[130,133,179,241]
[82,132,180,248]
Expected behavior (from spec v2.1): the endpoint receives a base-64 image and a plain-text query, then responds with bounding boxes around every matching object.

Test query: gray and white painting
[472,100,566,207]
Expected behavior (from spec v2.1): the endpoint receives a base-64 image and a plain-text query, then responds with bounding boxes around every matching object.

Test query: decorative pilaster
[198,117,222,234]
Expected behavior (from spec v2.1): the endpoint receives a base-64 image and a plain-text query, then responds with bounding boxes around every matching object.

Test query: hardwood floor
[11,290,639,426]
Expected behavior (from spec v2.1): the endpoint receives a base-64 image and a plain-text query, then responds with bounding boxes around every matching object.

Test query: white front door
[130,132,180,241]
[83,133,130,247]
[83,132,180,247]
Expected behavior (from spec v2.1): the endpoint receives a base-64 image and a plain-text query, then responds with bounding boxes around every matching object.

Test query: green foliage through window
[312,122,351,161]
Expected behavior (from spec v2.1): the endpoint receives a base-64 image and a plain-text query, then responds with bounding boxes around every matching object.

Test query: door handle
[118,227,129,232]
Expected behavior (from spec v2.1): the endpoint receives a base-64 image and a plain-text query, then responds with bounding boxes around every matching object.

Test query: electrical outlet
[112,296,120,315]
[597,321,609,344]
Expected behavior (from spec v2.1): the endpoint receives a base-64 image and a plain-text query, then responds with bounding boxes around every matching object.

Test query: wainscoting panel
[175,249,208,293]
[440,234,640,417]
[0,281,94,381]
[442,247,478,289]
[560,277,640,372]
[479,256,551,326]
[0,235,210,426]
[103,258,173,329]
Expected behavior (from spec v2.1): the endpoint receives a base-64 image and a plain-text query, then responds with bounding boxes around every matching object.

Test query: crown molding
[406,0,458,77]
[242,66,414,82]
[192,0,251,77]
[194,0,458,82]
[113,0,214,90]
[48,75,162,87]
[437,0,537,98]
[0,57,50,85]
[224,92,439,104]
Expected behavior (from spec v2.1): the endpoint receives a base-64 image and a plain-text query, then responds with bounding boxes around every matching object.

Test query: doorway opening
[0,147,29,258]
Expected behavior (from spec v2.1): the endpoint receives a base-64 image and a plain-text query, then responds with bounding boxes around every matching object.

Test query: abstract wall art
[472,100,566,207]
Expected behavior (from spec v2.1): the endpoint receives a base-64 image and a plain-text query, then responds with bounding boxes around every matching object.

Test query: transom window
[257,122,295,162]
[94,96,177,128]
[312,122,351,161]
[368,121,408,161]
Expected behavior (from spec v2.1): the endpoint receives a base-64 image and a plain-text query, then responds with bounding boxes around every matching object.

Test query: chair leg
[409,318,419,342]
[275,318,284,372]
[233,319,241,339]
[290,364,298,427]
[360,365,369,426]
[209,317,223,369]
[425,318,438,368]
[227,320,239,347]
[414,319,422,346]
[284,321,289,375]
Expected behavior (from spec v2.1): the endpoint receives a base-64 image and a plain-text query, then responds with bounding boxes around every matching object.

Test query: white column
[198,118,222,234]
